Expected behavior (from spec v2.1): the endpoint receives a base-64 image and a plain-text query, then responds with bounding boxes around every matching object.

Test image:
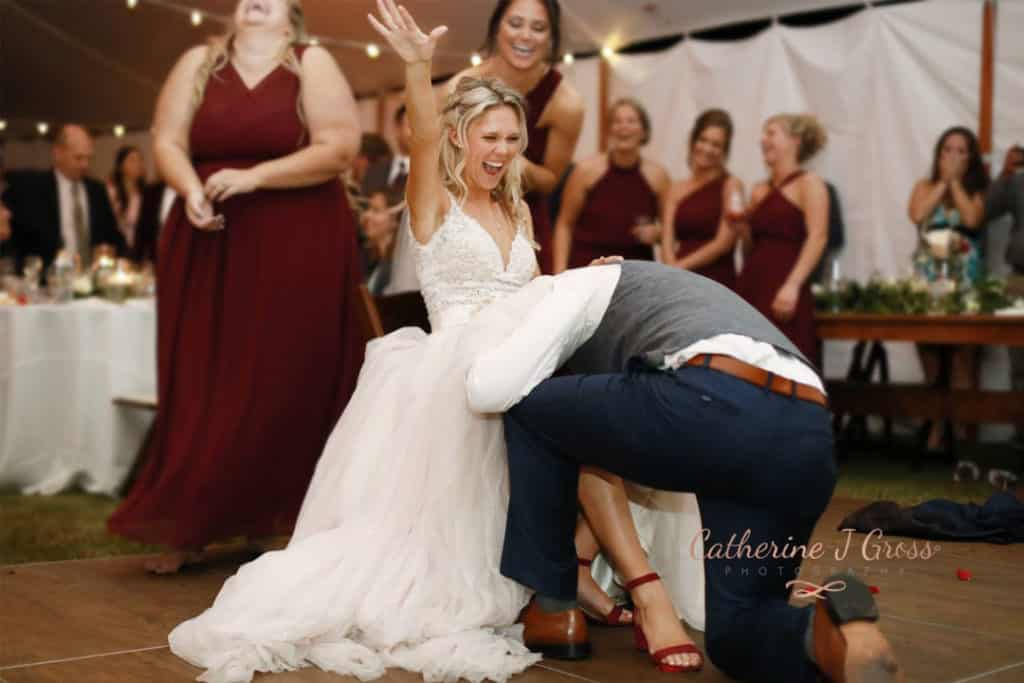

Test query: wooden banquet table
[816,313,1024,453]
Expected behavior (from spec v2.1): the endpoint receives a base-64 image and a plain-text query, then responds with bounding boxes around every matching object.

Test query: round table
[0,298,156,495]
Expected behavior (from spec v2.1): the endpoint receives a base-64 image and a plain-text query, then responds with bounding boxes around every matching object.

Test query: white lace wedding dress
[169,199,543,683]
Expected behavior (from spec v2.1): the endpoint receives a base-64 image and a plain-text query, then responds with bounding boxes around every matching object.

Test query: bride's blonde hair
[440,77,529,228]
[191,0,308,120]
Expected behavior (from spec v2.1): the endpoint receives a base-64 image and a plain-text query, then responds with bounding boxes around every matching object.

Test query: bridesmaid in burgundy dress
[108,0,364,573]
[735,114,829,367]
[661,109,744,290]
[448,0,583,273]
[551,98,668,272]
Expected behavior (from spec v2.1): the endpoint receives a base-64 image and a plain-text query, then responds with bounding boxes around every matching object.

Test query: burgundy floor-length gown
[735,171,819,367]
[524,68,562,274]
[673,175,736,289]
[109,49,364,548]
[567,159,657,269]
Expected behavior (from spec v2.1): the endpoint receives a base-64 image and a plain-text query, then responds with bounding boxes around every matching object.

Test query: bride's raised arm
[369,0,449,245]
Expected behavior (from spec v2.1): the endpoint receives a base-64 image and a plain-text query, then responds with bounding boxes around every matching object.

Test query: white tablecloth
[0,298,156,495]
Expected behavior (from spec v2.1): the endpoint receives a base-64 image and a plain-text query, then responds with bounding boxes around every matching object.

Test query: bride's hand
[368,0,448,65]
[588,255,625,267]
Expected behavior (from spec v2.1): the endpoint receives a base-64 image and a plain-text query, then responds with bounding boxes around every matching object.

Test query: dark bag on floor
[839,492,1024,544]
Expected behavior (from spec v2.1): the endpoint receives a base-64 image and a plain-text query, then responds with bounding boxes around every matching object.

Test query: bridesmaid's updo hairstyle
[483,0,562,63]
[192,0,308,117]
[689,108,734,157]
[441,77,530,233]
[767,113,828,162]
[609,98,651,145]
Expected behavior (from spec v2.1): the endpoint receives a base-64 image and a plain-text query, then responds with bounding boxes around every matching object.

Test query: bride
[170,3,559,682]
[170,2,699,681]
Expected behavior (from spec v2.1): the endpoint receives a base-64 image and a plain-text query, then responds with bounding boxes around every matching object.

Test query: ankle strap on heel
[625,572,660,591]
[577,557,593,568]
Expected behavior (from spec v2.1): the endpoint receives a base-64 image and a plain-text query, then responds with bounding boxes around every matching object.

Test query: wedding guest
[108,0,365,574]
[735,113,829,367]
[353,132,391,188]
[2,124,123,271]
[907,126,989,451]
[132,178,176,264]
[0,198,11,248]
[551,98,667,273]
[448,0,584,273]
[661,108,743,289]
[106,145,147,252]
[361,105,411,291]
[986,144,1024,451]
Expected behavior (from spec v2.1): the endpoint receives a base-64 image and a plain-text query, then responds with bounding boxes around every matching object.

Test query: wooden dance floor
[2,498,1022,683]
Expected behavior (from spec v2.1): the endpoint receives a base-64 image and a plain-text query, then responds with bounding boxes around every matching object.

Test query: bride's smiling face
[457,106,523,193]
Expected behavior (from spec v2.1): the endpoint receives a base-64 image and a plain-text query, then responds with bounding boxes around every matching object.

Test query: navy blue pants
[501,363,837,683]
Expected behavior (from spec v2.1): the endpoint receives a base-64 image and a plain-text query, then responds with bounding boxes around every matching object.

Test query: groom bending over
[468,260,902,683]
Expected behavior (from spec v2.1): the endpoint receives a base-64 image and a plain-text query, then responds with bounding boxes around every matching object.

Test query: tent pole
[979,0,995,164]
[598,57,610,152]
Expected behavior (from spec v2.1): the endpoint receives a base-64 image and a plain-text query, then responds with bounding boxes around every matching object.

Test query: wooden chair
[356,283,430,339]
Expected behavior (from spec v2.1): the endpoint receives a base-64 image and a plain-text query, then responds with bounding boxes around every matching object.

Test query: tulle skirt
[169,294,543,683]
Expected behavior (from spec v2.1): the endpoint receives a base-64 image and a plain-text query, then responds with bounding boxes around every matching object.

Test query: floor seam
[535,663,605,683]
[946,658,1024,683]
[0,645,169,671]
[886,614,1024,644]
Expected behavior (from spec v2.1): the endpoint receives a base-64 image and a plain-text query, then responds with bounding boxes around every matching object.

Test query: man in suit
[361,105,411,293]
[2,124,124,272]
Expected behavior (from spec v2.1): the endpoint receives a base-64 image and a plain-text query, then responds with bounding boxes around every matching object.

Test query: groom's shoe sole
[526,641,592,660]
[813,573,902,683]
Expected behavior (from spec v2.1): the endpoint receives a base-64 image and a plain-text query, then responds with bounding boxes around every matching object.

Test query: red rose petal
[956,569,972,581]
[868,585,880,594]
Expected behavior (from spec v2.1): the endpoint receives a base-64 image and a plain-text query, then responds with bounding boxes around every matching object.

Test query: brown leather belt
[684,354,828,408]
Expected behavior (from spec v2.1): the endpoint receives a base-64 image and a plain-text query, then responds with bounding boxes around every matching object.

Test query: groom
[468,260,901,683]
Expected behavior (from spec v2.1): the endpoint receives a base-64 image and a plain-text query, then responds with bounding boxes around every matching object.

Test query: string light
[0,120,7,132]
[470,53,483,66]
[37,122,49,136]
[114,125,126,138]
[126,0,138,8]
[366,43,381,59]
[562,53,575,65]
[601,45,615,59]
[309,37,320,46]
[191,10,203,26]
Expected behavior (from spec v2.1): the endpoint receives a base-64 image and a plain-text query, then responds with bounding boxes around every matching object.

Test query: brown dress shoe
[520,597,592,660]
[812,574,902,683]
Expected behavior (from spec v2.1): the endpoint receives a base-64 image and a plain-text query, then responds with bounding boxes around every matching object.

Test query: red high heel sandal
[626,572,704,673]
[577,558,631,626]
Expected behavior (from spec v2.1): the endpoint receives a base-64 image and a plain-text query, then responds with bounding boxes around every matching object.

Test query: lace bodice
[414,200,537,330]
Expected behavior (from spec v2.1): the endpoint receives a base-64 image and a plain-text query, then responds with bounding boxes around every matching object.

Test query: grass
[0,439,1019,566]
[0,490,159,565]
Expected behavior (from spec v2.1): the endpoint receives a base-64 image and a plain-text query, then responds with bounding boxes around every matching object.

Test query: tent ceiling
[2,0,878,139]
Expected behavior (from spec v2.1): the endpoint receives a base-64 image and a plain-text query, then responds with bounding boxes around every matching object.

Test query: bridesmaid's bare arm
[525,86,584,194]
[151,45,222,230]
[551,158,597,274]
[370,0,449,245]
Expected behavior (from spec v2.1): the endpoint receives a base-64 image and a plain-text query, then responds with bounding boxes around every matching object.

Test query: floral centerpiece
[814,275,1013,315]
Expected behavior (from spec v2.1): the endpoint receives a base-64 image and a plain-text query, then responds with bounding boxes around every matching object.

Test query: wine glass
[726,188,746,222]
